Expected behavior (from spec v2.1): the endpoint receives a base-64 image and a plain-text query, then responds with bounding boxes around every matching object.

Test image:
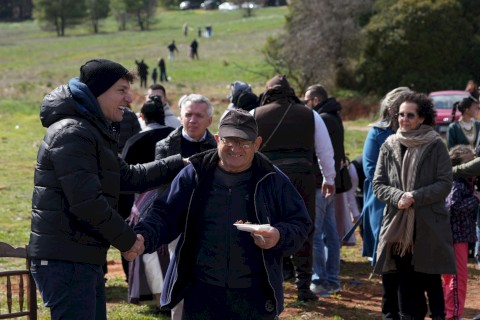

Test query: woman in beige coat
[373,92,455,320]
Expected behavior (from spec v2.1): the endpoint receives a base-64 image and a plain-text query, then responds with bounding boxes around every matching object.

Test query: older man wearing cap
[28,58,186,320]
[133,108,312,319]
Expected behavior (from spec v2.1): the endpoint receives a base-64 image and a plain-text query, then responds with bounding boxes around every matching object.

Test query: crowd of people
[27,58,480,320]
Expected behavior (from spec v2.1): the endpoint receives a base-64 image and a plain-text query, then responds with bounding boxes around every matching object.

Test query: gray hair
[373,86,412,130]
[179,93,213,116]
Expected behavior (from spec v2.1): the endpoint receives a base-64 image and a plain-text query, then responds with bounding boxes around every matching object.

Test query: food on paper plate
[234,220,252,224]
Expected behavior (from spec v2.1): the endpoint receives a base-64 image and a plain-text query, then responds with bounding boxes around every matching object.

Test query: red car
[429,90,469,133]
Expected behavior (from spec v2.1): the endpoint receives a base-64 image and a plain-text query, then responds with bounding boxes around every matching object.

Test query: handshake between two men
[121,227,282,262]
[122,234,145,261]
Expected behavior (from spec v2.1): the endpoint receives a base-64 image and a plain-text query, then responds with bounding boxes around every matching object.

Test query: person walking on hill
[151,67,158,84]
[167,40,179,61]
[28,58,186,320]
[158,58,168,82]
[135,59,149,89]
[190,39,199,60]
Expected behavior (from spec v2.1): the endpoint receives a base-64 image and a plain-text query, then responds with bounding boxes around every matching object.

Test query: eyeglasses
[397,112,417,119]
[220,137,254,149]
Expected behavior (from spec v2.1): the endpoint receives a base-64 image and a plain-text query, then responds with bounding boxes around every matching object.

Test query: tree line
[264,0,480,95]
[34,0,159,36]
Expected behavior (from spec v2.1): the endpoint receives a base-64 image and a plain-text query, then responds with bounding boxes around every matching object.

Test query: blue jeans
[30,259,106,320]
[311,189,341,289]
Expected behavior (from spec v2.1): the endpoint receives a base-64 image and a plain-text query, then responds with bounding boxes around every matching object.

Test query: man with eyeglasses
[130,109,311,319]
[304,84,350,298]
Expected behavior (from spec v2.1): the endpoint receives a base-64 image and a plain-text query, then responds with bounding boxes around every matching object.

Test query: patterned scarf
[382,125,440,257]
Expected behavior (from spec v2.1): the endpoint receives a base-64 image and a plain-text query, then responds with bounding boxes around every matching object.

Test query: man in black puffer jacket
[28,59,185,320]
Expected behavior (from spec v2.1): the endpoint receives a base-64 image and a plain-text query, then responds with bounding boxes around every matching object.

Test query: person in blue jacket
[361,86,411,320]
[133,109,312,319]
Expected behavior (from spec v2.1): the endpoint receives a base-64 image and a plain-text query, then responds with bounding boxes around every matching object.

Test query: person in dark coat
[28,59,186,320]
[151,67,158,84]
[122,96,174,165]
[121,95,174,313]
[158,58,168,82]
[252,75,336,302]
[167,40,179,61]
[115,103,141,280]
[135,59,149,88]
[153,93,217,320]
[133,109,312,319]
[190,39,199,60]
[373,92,455,320]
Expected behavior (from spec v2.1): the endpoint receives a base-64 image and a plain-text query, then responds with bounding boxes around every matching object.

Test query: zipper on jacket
[165,183,197,305]
[253,171,280,316]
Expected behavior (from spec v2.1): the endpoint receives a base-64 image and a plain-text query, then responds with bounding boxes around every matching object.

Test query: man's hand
[252,227,280,249]
[322,183,335,198]
[122,234,145,261]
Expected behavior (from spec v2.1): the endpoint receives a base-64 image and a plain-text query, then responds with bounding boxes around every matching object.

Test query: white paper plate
[233,223,271,232]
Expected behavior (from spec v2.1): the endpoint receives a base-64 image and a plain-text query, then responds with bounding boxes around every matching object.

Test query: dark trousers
[382,272,399,320]
[160,69,168,82]
[394,254,445,320]
[284,172,316,291]
[31,259,106,320]
[182,280,276,320]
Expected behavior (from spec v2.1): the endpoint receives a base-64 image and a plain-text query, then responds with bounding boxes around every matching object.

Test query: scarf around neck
[382,125,440,259]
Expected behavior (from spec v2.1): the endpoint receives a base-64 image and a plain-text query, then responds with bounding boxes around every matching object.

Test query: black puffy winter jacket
[28,78,184,265]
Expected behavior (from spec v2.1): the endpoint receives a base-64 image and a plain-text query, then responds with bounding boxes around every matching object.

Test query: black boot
[293,255,317,302]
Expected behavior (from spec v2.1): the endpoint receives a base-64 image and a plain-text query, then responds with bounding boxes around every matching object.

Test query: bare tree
[263,0,373,93]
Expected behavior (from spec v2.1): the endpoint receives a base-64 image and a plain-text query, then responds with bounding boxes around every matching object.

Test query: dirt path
[106,248,480,319]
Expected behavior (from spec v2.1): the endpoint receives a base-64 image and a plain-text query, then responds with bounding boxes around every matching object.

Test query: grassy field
[0,6,381,319]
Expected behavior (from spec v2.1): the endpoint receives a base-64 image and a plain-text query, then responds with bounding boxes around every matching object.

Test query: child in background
[444,144,479,320]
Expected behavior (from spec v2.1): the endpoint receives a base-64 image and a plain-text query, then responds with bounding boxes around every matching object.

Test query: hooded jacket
[134,149,311,316]
[254,75,315,174]
[28,78,184,265]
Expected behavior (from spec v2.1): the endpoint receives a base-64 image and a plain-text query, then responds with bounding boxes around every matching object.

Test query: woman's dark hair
[451,91,479,121]
[457,96,476,114]
[141,95,165,125]
[399,92,436,127]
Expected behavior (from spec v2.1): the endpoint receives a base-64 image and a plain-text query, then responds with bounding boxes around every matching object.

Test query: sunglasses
[397,112,417,119]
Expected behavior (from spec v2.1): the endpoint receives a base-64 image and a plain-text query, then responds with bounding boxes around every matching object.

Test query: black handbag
[336,159,352,194]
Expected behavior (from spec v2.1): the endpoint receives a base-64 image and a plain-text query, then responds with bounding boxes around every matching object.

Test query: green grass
[0,6,376,319]
[0,7,287,108]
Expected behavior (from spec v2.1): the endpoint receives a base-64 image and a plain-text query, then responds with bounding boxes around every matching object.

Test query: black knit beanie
[80,59,129,97]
